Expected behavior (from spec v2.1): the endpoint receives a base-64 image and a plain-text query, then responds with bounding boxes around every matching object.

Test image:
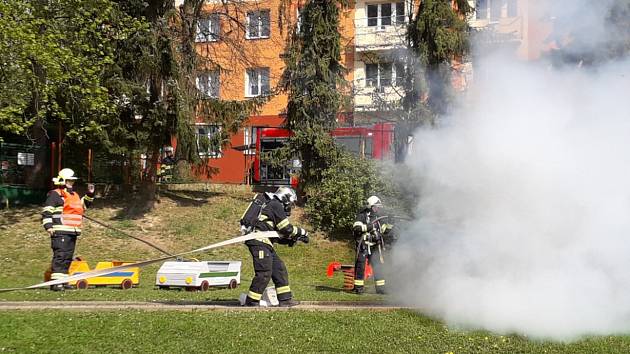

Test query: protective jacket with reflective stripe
[247,198,305,246]
[42,188,94,234]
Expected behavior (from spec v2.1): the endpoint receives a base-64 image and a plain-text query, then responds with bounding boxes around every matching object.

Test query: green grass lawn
[2,310,630,354]
[0,185,382,301]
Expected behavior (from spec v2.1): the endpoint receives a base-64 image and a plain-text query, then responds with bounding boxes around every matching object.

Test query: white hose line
[0,231,279,292]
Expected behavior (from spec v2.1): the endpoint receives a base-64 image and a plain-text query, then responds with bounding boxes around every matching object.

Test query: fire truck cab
[253,123,394,186]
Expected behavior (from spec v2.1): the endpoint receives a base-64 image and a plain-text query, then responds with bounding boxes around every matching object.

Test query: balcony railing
[354,16,408,51]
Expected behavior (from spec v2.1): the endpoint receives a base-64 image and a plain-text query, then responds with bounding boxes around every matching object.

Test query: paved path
[0,301,409,311]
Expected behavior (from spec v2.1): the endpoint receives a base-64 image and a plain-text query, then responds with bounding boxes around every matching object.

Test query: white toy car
[156,260,241,291]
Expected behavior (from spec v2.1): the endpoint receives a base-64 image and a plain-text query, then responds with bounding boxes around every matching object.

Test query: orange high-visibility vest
[55,188,84,228]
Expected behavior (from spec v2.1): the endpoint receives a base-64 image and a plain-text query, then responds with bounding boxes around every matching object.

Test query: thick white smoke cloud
[391,0,630,341]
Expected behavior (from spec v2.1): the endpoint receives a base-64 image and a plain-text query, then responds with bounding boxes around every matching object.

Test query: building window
[195,124,222,158]
[477,0,508,21]
[507,0,518,17]
[246,68,270,97]
[246,10,270,39]
[243,126,258,155]
[365,62,404,89]
[367,2,405,28]
[196,14,220,42]
[394,61,405,87]
[490,0,502,21]
[476,0,488,20]
[196,71,220,99]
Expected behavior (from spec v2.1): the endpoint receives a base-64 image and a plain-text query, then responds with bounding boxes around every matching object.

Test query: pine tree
[280,0,349,191]
[403,0,471,121]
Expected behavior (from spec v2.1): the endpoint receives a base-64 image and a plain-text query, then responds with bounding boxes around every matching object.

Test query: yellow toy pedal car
[44,257,140,290]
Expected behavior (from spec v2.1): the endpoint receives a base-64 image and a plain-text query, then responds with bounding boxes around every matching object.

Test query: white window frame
[366,2,406,29]
[365,62,404,89]
[243,126,258,155]
[245,68,270,97]
[246,10,271,39]
[195,124,222,158]
[196,14,220,42]
[195,70,220,99]
[475,0,506,21]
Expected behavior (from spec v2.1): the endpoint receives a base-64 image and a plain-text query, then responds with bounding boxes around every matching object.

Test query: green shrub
[305,152,388,238]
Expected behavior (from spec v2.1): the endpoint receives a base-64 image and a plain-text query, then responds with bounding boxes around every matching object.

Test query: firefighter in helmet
[158,146,176,182]
[42,168,95,291]
[352,195,393,294]
[243,186,309,307]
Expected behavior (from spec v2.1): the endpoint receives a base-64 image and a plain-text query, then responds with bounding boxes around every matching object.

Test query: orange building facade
[182,0,356,183]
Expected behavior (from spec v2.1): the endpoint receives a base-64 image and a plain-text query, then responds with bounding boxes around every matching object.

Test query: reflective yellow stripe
[277,218,289,229]
[51,225,81,233]
[42,218,53,225]
[265,221,274,228]
[255,237,274,247]
[53,207,64,212]
[83,196,94,202]
[291,227,298,236]
[259,215,269,221]
[258,250,265,259]
[276,286,291,294]
[240,201,254,220]
[375,280,386,286]
[50,273,67,280]
[248,291,262,300]
[354,279,364,286]
[353,221,367,232]
[43,206,56,213]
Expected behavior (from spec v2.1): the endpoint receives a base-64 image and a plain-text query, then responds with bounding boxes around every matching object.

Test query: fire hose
[0,231,280,292]
[83,214,174,257]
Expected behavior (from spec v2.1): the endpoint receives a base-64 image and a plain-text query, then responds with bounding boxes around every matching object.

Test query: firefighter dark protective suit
[352,208,393,294]
[42,172,94,290]
[244,197,308,306]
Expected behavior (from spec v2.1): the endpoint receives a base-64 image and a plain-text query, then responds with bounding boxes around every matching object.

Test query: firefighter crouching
[242,187,309,307]
[42,168,95,291]
[352,195,393,295]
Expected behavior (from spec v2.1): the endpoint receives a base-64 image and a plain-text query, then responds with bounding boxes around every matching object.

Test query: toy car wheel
[228,279,238,289]
[121,279,133,290]
[76,279,89,290]
[199,281,209,292]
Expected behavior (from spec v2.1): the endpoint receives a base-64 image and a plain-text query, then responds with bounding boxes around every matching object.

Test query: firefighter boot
[278,299,300,307]
[50,284,64,292]
[352,286,364,295]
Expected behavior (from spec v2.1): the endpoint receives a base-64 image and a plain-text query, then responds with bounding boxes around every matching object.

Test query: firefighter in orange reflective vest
[42,168,95,291]
[352,196,393,295]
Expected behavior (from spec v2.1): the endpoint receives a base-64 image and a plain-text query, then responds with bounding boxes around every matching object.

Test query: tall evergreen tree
[280,0,349,191]
[402,0,471,122]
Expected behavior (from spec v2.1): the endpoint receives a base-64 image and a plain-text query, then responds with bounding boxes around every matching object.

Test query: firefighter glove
[380,223,393,234]
[297,229,309,244]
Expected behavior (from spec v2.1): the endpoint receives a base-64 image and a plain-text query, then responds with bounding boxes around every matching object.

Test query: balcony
[353,83,404,111]
[355,18,408,52]
[468,15,524,44]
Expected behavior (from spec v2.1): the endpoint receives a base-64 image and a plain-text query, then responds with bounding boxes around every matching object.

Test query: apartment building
[181,0,355,183]
[469,0,554,60]
[175,0,553,184]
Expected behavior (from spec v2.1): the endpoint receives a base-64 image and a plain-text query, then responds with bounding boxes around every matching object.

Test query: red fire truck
[253,123,395,186]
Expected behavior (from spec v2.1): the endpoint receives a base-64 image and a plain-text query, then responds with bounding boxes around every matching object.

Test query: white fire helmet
[367,195,383,208]
[53,168,78,185]
[275,186,297,205]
